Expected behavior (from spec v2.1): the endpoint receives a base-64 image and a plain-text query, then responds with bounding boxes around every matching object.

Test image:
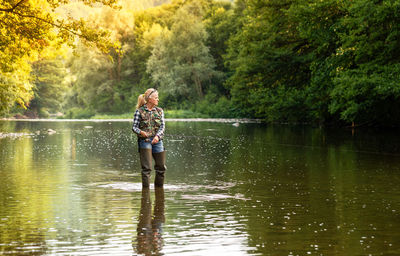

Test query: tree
[0,59,33,115]
[29,57,68,117]
[288,0,345,123]
[329,0,400,125]
[146,2,218,101]
[61,0,175,115]
[0,0,118,116]
[203,1,235,96]
[225,0,311,121]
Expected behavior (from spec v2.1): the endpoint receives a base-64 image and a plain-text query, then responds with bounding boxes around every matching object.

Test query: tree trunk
[117,54,121,82]
[193,72,203,98]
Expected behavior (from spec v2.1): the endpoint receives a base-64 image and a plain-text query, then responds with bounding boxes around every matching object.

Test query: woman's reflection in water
[134,187,165,255]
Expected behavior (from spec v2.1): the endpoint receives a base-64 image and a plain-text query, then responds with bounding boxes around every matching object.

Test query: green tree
[63,0,173,115]
[288,0,345,123]
[0,60,33,115]
[329,0,400,125]
[204,1,238,73]
[29,57,68,117]
[68,43,115,113]
[225,0,311,121]
[65,4,136,114]
[0,0,118,116]
[146,2,219,101]
[203,1,236,96]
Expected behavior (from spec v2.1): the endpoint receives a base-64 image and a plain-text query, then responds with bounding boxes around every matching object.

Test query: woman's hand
[151,135,159,144]
[140,131,149,137]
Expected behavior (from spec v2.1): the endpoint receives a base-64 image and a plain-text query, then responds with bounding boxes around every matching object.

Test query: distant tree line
[2,0,400,126]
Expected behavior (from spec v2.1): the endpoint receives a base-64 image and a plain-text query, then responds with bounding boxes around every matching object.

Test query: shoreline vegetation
[0,118,260,123]
[4,110,261,122]
[2,110,261,123]
[3,109,399,128]
[2,0,400,128]
[0,117,261,124]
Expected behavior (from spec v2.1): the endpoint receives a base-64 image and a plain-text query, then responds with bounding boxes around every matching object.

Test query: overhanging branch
[1,1,88,40]
[13,12,89,40]
[0,0,26,12]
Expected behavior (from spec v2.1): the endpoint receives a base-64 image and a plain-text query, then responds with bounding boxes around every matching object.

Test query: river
[0,120,399,255]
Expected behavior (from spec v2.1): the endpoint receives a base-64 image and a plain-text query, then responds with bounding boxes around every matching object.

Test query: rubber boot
[139,148,153,188]
[153,151,166,187]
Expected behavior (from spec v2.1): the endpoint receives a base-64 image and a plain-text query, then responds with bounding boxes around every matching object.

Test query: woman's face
[148,92,159,106]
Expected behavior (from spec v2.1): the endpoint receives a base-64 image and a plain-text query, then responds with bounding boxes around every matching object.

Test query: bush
[193,93,242,118]
[91,113,134,119]
[64,108,95,119]
[38,108,50,118]
[164,109,208,118]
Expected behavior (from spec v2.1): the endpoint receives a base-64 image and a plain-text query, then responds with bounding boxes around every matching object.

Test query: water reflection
[1,120,400,255]
[135,188,165,256]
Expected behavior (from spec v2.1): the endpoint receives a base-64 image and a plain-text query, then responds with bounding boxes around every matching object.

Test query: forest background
[1,0,400,126]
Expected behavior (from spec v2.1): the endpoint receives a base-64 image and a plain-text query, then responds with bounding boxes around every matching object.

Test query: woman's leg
[153,151,166,187]
[152,140,166,187]
[139,149,152,187]
[139,139,153,187]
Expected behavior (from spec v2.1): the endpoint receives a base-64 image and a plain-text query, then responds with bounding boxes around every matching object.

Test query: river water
[0,120,399,256]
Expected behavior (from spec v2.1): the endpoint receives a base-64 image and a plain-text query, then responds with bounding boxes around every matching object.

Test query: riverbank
[0,118,261,123]
[4,109,245,121]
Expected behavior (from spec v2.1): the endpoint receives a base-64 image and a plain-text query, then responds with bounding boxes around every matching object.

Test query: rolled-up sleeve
[156,110,165,140]
[132,110,141,135]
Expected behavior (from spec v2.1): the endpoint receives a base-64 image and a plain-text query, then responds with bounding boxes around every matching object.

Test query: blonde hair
[136,88,157,109]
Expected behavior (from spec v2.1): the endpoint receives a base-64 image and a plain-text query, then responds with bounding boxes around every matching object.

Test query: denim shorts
[138,137,165,153]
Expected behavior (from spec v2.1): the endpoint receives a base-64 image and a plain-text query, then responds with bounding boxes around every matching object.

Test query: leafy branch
[0,0,26,12]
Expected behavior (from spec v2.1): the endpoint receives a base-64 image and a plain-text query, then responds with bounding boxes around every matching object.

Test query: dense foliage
[0,0,120,115]
[2,0,400,126]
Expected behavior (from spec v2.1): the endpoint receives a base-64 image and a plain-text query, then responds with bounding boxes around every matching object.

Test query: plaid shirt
[132,106,165,139]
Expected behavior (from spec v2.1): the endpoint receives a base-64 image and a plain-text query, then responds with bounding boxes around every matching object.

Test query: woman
[132,88,166,187]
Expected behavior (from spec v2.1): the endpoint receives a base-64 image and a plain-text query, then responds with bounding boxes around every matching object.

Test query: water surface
[0,120,399,255]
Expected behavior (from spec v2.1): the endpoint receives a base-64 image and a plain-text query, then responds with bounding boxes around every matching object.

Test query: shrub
[164,109,208,118]
[64,108,95,119]
[193,93,242,118]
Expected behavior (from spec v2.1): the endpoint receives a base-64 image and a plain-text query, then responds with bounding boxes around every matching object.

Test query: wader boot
[153,151,166,187]
[139,148,153,188]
